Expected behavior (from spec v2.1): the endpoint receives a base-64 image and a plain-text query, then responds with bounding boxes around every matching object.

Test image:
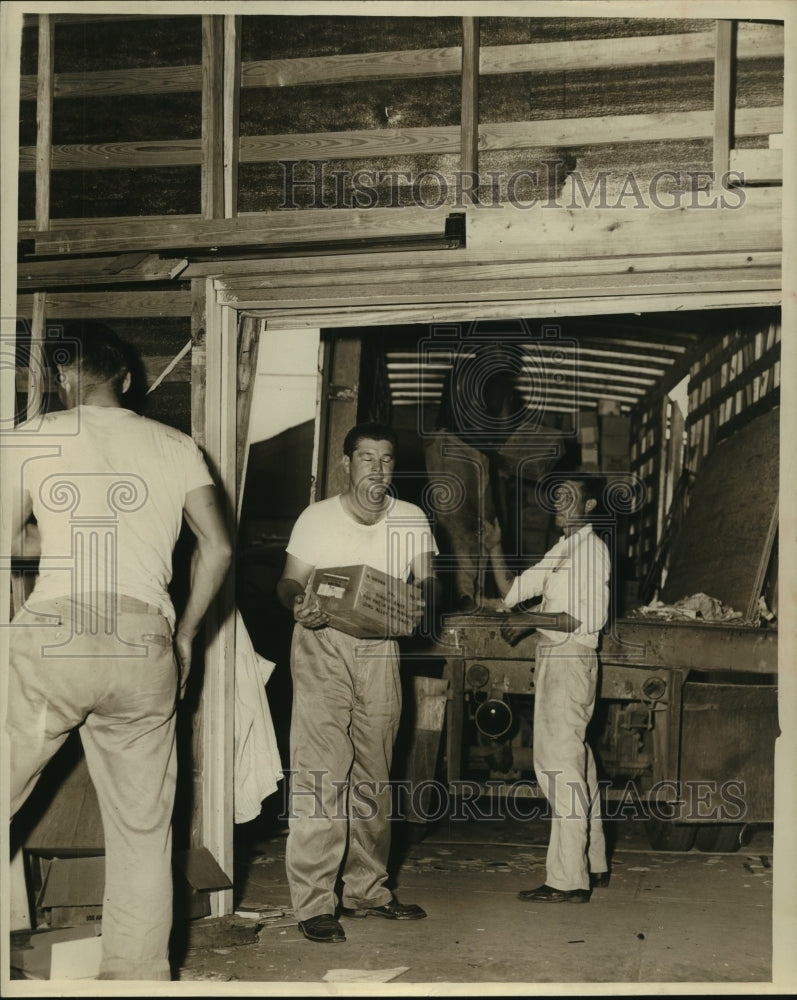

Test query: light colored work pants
[7,596,177,981]
[286,624,400,922]
[533,638,607,891]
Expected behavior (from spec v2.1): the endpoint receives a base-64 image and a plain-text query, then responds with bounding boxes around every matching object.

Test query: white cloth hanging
[234,610,283,824]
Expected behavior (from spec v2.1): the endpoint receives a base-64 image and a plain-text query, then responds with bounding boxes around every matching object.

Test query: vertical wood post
[460,18,480,180]
[30,13,54,422]
[223,15,241,219]
[235,315,261,523]
[201,15,225,220]
[199,286,237,915]
[713,19,734,183]
[317,336,361,499]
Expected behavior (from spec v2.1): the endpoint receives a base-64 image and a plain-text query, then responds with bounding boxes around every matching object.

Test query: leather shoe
[590,871,610,889]
[298,913,346,942]
[340,898,427,920]
[517,884,590,903]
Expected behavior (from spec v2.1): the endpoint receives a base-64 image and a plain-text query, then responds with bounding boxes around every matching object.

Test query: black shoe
[298,913,346,942]
[340,898,427,920]
[517,884,590,904]
[590,871,610,889]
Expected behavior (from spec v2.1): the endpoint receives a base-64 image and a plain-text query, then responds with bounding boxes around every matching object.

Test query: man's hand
[293,592,329,629]
[174,627,195,699]
[500,619,535,647]
[481,516,502,552]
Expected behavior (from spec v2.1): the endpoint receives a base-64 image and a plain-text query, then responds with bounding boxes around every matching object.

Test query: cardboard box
[37,856,104,928]
[10,925,102,980]
[36,847,232,928]
[577,411,599,444]
[580,443,600,468]
[310,565,418,638]
[601,415,630,441]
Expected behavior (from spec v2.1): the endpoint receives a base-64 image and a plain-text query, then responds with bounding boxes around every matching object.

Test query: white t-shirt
[4,405,214,623]
[287,494,438,581]
[500,524,610,648]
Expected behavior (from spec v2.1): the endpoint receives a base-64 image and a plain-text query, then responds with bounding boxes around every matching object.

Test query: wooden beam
[19,105,783,172]
[17,290,192,318]
[196,286,237,915]
[461,17,479,178]
[29,14,54,423]
[713,19,735,181]
[197,250,781,288]
[28,187,783,261]
[235,315,261,521]
[18,23,784,100]
[217,266,779,310]
[34,14,53,230]
[223,15,241,219]
[31,205,455,255]
[255,289,781,331]
[201,15,225,220]
[18,254,188,289]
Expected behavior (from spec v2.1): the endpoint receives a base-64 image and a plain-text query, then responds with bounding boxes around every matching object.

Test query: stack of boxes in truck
[577,403,630,472]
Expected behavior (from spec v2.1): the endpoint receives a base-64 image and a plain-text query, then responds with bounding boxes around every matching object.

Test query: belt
[117,595,162,615]
[71,593,162,615]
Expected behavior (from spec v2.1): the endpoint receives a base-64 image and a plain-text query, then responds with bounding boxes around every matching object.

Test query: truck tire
[694,823,748,853]
[645,817,697,851]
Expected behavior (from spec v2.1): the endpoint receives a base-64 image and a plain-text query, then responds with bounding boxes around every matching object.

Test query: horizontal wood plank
[18,106,783,171]
[16,290,192,318]
[18,23,783,99]
[217,266,780,309]
[252,288,782,330]
[466,187,783,259]
[191,250,781,286]
[29,188,783,266]
[32,206,454,254]
[18,254,188,288]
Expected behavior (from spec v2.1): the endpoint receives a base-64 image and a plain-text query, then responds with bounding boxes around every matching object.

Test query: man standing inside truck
[276,422,439,944]
[3,320,233,979]
[485,474,611,902]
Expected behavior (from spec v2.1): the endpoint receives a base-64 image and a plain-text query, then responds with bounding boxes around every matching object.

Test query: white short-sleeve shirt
[5,405,213,623]
[287,494,438,582]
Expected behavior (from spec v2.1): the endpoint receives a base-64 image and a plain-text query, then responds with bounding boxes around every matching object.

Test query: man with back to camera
[484,474,611,902]
[276,421,440,943]
[3,320,232,979]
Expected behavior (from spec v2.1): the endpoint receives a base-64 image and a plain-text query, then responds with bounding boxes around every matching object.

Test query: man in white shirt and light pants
[3,321,232,979]
[487,475,610,903]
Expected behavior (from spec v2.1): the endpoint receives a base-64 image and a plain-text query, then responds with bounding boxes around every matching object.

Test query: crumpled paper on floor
[322,967,410,983]
[633,592,743,622]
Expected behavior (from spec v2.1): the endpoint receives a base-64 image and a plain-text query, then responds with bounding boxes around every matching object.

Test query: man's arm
[175,484,234,697]
[482,517,514,598]
[409,548,441,632]
[277,552,329,629]
[500,609,582,646]
[9,490,33,559]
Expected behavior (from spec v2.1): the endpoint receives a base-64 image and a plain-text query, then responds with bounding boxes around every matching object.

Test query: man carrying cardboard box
[276,422,439,944]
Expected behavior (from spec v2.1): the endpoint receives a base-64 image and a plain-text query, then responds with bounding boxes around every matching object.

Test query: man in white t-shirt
[486,475,611,903]
[3,321,232,979]
[277,422,439,944]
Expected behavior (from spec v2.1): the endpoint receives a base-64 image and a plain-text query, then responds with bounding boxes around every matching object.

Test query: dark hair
[568,473,605,508]
[55,320,130,393]
[343,422,399,458]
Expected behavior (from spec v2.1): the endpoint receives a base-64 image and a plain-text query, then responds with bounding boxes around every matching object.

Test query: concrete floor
[176,806,774,990]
